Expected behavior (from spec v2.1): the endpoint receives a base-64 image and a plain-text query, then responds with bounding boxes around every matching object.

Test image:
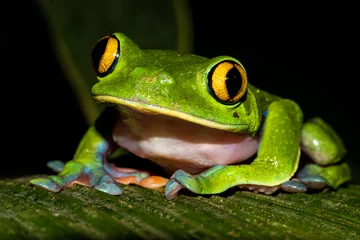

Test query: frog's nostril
[159,74,174,85]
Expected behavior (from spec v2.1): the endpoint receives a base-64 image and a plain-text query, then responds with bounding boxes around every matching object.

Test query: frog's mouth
[93,95,249,133]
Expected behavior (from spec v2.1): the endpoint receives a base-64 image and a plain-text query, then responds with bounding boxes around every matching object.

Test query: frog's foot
[281,175,328,193]
[31,161,123,195]
[280,162,341,193]
[30,160,150,195]
[165,169,204,200]
[165,165,228,199]
[104,162,168,189]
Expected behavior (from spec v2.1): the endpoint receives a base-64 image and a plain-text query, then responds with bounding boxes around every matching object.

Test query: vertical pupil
[91,37,109,74]
[225,67,242,99]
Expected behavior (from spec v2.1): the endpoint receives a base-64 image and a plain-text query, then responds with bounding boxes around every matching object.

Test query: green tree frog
[31,33,351,200]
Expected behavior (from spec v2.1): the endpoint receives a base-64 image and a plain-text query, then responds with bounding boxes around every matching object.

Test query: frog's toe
[281,180,307,193]
[299,175,328,189]
[165,178,184,200]
[93,175,123,195]
[47,160,65,173]
[139,176,168,189]
[164,170,202,199]
[30,178,62,192]
[31,171,81,191]
[85,168,123,195]
[173,170,203,193]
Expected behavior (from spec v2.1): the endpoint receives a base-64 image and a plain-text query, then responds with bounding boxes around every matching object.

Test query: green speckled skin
[301,117,347,165]
[92,33,262,133]
[172,99,303,194]
[31,32,351,198]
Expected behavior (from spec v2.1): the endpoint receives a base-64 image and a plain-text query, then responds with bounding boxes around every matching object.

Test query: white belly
[112,108,259,174]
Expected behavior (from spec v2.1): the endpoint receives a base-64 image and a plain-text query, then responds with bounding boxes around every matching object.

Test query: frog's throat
[93,95,248,133]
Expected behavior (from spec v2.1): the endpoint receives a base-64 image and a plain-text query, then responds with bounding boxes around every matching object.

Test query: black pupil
[225,67,243,99]
[91,37,110,74]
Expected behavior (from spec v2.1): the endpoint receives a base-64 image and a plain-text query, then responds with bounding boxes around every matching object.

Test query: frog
[30,32,351,200]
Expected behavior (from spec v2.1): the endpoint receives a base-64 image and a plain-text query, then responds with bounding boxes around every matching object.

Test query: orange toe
[139,176,169,189]
[115,176,138,185]
[115,175,169,189]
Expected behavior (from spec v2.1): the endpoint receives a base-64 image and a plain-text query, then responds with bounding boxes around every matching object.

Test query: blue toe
[281,180,307,193]
[47,160,65,173]
[94,176,123,195]
[30,178,62,192]
[299,175,327,189]
[165,179,183,200]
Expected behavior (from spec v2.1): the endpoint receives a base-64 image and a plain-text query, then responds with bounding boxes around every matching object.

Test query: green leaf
[36,0,193,124]
[1,177,359,239]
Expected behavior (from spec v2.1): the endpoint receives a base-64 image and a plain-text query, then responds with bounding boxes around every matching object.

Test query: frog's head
[90,32,262,134]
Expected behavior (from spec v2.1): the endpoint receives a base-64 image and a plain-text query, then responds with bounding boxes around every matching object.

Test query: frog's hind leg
[280,164,329,193]
[299,117,351,190]
[301,117,346,166]
[296,162,351,190]
[278,163,350,194]
[281,117,351,193]
[280,162,350,193]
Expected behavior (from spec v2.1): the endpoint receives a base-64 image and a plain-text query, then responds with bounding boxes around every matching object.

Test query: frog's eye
[91,35,120,77]
[207,60,248,104]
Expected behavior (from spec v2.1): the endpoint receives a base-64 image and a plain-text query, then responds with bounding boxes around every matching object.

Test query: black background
[2,1,359,183]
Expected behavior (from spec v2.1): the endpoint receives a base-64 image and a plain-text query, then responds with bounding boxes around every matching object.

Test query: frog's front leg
[30,108,148,195]
[165,99,303,199]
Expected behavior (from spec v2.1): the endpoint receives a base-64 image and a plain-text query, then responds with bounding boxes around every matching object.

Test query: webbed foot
[164,165,228,199]
[30,160,150,195]
[165,169,205,200]
[281,174,328,193]
[281,163,332,193]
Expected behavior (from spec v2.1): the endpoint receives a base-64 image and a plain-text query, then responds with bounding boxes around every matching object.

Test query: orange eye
[91,35,120,77]
[208,60,248,104]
